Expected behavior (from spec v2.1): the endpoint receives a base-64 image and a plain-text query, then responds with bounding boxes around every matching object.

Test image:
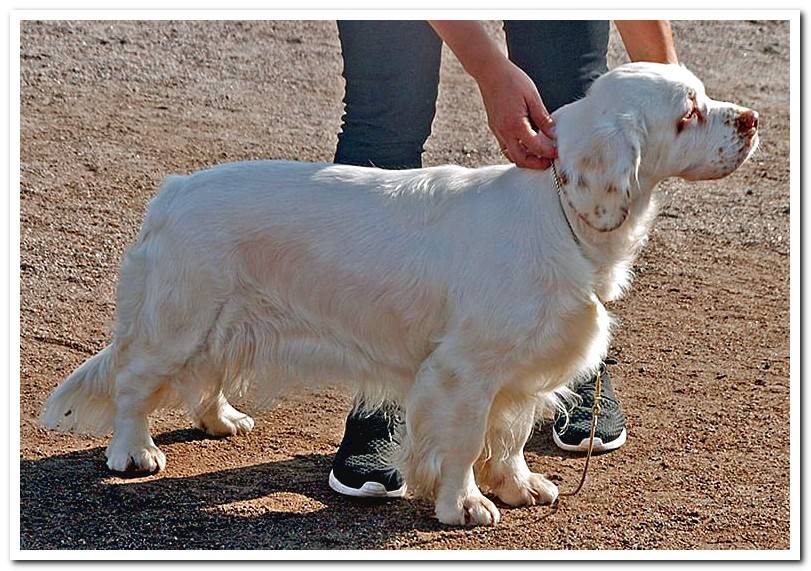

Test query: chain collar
[550,160,581,247]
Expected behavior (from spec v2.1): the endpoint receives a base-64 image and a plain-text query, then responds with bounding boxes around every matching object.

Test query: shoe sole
[328,470,407,498]
[552,427,627,453]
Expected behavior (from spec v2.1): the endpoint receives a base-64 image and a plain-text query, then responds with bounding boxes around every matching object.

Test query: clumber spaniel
[41,63,758,526]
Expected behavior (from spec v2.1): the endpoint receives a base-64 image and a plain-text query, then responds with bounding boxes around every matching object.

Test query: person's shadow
[20,428,449,550]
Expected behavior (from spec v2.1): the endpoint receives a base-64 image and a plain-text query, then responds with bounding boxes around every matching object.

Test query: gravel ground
[19,19,790,550]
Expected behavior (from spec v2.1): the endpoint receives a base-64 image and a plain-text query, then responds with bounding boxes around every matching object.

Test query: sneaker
[329,406,407,498]
[553,358,627,453]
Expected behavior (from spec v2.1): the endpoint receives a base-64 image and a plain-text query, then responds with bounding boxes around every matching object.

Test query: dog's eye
[676,102,704,134]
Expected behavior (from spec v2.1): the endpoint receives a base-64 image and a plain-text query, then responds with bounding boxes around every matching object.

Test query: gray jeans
[334,20,610,169]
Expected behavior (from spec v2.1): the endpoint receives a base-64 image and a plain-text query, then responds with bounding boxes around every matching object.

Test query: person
[328,20,678,498]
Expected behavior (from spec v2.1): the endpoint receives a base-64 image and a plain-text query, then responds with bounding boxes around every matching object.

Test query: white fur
[41,63,758,525]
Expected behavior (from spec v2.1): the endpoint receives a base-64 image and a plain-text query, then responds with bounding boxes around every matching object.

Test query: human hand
[475,59,557,169]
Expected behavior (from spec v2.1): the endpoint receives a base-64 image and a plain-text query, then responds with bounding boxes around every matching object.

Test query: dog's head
[554,62,759,232]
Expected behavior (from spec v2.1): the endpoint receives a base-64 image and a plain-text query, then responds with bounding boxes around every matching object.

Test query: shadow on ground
[20,429,447,550]
[21,422,611,550]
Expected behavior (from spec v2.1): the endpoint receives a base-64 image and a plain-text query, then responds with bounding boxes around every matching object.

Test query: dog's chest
[511,295,611,392]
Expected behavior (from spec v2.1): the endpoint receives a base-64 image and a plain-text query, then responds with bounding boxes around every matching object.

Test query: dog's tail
[40,343,118,436]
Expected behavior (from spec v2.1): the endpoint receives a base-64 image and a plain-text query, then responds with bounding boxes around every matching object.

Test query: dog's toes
[233,414,255,435]
[464,494,501,526]
[436,494,501,526]
[495,472,558,507]
[526,473,558,505]
[200,412,255,437]
[197,404,255,438]
[106,443,166,474]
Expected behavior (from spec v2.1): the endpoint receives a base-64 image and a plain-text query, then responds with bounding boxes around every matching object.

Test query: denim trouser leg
[335,21,443,169]
[503,20,610,114]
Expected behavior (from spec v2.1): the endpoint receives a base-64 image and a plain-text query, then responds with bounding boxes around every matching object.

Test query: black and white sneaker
[553,358,627,453]
[329,406,407,498]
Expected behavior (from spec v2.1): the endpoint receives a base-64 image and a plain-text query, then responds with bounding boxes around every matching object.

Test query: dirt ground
[18,20,791,551]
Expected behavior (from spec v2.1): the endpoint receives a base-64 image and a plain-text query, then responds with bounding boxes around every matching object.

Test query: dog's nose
[736,109,759,134]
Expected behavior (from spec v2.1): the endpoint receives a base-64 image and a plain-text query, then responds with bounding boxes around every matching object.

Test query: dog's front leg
[476,392,558,507]
[400,355,500,526]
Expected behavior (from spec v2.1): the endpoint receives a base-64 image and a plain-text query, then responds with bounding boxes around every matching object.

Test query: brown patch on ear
[561,114,641,233]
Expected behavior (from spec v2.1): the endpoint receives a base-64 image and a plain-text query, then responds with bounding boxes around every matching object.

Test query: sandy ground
[19,20,790,550]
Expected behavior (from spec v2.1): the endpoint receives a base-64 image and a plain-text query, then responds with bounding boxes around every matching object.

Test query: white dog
[41,63,758,526]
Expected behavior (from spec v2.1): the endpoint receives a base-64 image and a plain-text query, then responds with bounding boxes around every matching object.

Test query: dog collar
[550,160,581,247]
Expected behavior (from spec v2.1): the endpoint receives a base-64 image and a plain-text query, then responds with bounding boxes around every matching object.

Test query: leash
[559,367,603,498]
[543,365,604,517]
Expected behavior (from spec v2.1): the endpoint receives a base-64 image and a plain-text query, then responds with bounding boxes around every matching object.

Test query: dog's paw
[435,493,501,526]
[198,403,255,437]
[494,472,558,507]
[105,441,166,474]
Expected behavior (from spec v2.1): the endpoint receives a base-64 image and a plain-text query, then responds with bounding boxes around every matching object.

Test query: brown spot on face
[558,171,569,186]
[606,184,617,194]
[576,175,587,189]
[718,147,725,155]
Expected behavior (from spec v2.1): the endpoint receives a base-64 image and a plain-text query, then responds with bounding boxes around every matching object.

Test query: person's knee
[336,86,437,169]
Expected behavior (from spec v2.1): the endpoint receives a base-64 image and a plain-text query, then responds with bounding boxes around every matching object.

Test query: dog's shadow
[21,423,586,549]
[20,428,450,550]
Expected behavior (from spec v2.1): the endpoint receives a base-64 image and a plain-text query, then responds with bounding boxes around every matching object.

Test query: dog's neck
[560,172,661,302]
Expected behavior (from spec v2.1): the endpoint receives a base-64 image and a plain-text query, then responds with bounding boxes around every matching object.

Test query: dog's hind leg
[176,361,255,438]
[105,358,172,474]
[475,390,558,507]
[191,390,255,438]
[399,354,501,526]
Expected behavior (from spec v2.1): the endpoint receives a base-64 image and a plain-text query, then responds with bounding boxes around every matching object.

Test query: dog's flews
[41,63,758,526]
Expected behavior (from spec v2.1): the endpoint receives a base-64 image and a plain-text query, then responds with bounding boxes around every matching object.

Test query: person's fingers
[504,139,551,170]
[504,137,527,166]
[524,155,553,170]
[526,93,557,140]
[518,154,550,170]
[508,115,557,160]
[515,141,553,170]
[520,123,558,160]
[496,136,511,160]
[499,136,553,170]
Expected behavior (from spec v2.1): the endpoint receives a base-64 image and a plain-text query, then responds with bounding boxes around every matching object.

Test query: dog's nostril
[736,109,759,134]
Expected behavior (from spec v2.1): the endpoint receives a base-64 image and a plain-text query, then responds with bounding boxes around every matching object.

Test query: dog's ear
[561,114,643,232]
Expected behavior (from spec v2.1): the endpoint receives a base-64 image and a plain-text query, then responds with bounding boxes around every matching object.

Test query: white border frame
[8,8,800,561]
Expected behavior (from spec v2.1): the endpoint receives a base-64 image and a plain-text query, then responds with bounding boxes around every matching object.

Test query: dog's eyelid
[677,96,704,127]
